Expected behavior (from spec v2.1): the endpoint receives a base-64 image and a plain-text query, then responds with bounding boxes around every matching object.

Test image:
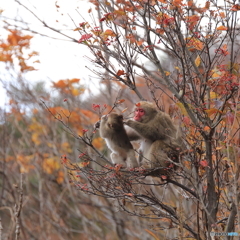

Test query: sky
[0,0,98,106]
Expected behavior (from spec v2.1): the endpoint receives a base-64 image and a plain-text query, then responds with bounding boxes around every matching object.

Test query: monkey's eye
[136,108,144,113]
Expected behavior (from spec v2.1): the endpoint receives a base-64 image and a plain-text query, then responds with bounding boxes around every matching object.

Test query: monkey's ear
[109,123,119,130]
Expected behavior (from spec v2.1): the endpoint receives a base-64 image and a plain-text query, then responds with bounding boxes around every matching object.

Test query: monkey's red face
[133,108,145,122]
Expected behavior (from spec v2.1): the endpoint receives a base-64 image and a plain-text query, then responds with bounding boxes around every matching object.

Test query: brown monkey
[99,113,138,168]
[125,101,182,172]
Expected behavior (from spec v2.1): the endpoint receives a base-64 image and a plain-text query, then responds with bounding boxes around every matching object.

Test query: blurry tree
[1,0,240,239]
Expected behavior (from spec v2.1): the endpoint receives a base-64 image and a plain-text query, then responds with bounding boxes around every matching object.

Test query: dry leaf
[116,70,125,76]
[117,99,125,104]
[195,55,201,67]
[165,71,170,76]
[217,26,228,31]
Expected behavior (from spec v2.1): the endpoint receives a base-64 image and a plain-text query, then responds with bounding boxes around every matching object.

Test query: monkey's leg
[126,149,138,168]
[110,152,127,167]
[137,149,144,165]
[142,140,169,170]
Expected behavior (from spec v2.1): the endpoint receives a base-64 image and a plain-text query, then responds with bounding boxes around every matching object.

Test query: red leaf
[183,116,190,125]
[78,153,86,158]
[78,34,93,43]
[114,164,123,172]
[82,129,88,134]
[92,104,100,111]
[231,4,240,11]
[116,70,125,76]
[135,102,141,107]
[200,160,208,167]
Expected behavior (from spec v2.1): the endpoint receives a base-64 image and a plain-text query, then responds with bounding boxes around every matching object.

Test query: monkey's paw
[101,114,108,120]
[124,119,134,126]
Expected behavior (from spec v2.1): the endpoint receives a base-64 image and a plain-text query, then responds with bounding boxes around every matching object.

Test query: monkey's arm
[99,116,111,138]
[124,125,141,141]
[125,120,166,141]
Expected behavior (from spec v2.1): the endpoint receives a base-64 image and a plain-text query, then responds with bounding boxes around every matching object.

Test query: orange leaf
[186,15,200,28]
[172,0,182,7]
[156,28,165,35]
[205,108,223,116]
[204,1,210,9]
[136,39,144,46]
[124,193,134,197]
[121,108,128,113]
[114,164,123,172]
[203,126,210,131]
[186,37,203,51]
[53,80,68,88]
[104,29,116,37]
[78,161,90,168]
[219,12,225,18]
[165,71,170,76]
[217,26,228,31]
[117,99,125,104]
[135,102,141,107]
[116,70,125,76]
[113,10,126,16]
[69,78,80,84]
[187,0,193,7]
[195,55,201,67]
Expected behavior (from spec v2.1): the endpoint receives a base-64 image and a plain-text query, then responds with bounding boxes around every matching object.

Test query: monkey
[124,101,182,173]
[99,113,139,168]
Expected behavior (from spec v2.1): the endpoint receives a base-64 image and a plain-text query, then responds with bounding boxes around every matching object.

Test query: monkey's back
[106,127,133,151]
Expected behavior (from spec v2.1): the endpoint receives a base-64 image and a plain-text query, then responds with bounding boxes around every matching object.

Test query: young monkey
[99,113,138,168]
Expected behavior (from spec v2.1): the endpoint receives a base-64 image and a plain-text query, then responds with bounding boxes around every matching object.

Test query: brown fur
[100,113,138,168]
[125,101,182,172]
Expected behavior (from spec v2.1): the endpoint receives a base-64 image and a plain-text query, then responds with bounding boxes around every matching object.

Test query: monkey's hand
[101,114,108,120]
[100,114,108,124]
[124,120,142,141]
[124,119,135,127]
